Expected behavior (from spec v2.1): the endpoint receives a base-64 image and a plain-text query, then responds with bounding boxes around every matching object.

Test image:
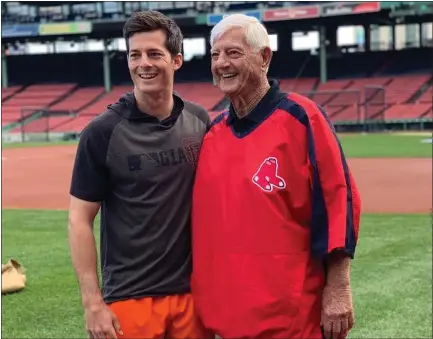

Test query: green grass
[1,210,432,338]
[2,133,432,157]
[338,133,432,158]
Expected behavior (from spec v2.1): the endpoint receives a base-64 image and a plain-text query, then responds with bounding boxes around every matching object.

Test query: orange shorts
[108,293,213,339]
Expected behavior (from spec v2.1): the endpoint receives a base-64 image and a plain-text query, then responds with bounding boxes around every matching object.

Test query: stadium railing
[18,108,76,143]
[300,88,362,125]
[364,85,387,132]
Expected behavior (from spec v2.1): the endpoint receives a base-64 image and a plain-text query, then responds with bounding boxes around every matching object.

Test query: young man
[68,11,212,339]
[191,14,362,339]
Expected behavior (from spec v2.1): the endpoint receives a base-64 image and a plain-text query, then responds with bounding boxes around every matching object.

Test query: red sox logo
[252,157,286,192]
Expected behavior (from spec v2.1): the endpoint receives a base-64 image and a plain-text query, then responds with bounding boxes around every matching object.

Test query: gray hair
[210,14,270,53]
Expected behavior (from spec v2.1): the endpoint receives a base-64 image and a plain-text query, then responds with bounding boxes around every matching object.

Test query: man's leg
[107,297,170,339]
[167,293,214,339]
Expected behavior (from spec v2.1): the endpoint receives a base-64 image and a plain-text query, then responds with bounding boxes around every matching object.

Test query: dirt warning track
[2,145,432,214]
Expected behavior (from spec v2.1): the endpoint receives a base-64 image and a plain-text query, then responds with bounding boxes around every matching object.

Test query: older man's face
[210,27,264,95]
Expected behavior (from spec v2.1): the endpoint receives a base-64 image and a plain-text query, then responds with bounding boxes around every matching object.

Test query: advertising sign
[321,2,381,17]
[38,21,92,36]
[207,11,261,26]
[2,24,39,38]
[263,6,320,21]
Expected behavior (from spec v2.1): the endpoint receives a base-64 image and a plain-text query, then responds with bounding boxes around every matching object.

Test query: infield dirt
[2,145,432,213]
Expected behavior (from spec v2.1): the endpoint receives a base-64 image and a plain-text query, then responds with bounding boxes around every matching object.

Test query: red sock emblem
[252,157,286,192]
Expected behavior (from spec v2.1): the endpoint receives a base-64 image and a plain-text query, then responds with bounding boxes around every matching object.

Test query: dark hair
[123,10,183,56]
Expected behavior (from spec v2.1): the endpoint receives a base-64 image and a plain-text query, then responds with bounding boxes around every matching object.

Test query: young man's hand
[84,301,123,339]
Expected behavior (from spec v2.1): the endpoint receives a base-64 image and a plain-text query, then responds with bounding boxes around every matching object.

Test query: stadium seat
[51,114,99,133]
[384,75,431,104]
[312,79,353,106]
[385,103,433,120]
[174,82,224,110]
[278,78,316,95]
[1,86,22,101]
[50,87,105,112]
[326,105,363,124]
[417,86,432,103]
[79,86,132,115]
[2,83,77,123]
[3,75,431,134]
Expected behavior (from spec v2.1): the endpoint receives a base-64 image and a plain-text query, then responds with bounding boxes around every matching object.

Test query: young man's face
[127,29,182,95]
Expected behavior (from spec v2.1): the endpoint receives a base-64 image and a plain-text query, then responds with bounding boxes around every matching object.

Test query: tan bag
[2,259,26,294]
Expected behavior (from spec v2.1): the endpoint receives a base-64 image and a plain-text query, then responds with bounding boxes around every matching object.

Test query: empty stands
[2,85,22,102]
[299,75,433,124]
[383,75,431,104]
[279,78,316,94]
[332,106,365,124]
[313,79,352,98]
[13,86,108,133]
[382,76,432,121]
[417,85,432,103]
[10,115,76,134]
[2,84,76,125]
[385,103,432,121]
[174,82,224,110]
[51,114,97,133]
[49,85,131,133]
[2,74,432,135]
[50,87,105,112]
[78,85,132,115]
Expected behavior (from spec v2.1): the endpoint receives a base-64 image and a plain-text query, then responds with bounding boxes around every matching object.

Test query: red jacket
[191,84,361,339]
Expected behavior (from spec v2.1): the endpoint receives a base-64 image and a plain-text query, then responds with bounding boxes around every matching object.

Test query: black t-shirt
[70,92,210,303]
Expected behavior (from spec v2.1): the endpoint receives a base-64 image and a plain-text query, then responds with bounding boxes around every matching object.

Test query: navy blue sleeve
[282,94,361,259]
[70,115,116,202]
[207,111,229,131]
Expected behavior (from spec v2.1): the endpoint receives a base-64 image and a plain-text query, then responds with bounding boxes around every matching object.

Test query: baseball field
[2,132,432,338]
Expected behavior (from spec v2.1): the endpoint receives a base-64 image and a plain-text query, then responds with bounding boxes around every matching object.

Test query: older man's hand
[321,283,355,339]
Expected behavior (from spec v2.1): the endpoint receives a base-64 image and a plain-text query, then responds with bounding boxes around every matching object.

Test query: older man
[191,14,362,339]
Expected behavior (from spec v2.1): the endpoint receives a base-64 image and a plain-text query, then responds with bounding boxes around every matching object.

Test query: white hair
[210,14,270,52]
